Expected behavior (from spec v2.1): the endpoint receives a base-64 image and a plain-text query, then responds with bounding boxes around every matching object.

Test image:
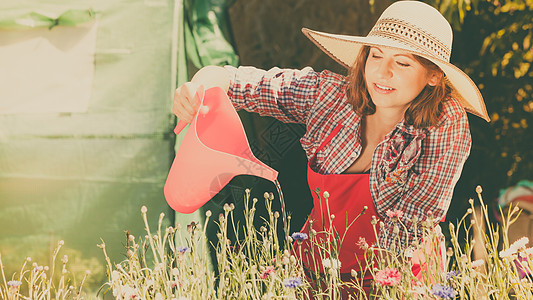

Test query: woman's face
[364,46,438,115]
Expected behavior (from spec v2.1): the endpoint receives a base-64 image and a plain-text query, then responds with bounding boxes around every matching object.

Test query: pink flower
[260,266,275,279]
[375,267,402,286]
[386,210,404,219]
[357,237,369,250]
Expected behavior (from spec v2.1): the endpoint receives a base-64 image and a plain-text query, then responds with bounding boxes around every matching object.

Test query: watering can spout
[165,86,279,214]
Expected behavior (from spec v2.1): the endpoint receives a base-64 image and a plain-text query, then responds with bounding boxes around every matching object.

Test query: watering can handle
[173,85,205,135]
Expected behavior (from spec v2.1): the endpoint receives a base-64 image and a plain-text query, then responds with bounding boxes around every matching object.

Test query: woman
[173,0,489,290]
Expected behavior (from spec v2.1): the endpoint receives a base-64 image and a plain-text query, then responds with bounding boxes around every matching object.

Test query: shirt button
[350,153,357,158]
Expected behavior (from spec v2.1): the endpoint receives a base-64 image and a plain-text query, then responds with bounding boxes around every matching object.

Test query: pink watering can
[165,86,279,214]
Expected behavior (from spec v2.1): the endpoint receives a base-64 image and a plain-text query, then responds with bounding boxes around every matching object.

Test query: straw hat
[302,0,490,122]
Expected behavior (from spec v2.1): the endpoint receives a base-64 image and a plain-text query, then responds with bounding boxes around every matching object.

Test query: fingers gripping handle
[174,85,205,135]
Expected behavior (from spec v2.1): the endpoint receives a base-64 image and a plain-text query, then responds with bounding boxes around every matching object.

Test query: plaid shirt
[225,66,472,250]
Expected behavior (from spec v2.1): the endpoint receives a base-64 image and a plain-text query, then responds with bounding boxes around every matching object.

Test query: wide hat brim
[302,28,490,122]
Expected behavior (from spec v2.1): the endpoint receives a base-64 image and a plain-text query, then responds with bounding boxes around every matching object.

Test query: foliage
[0,241,90,300]
[99,187,533,299]
[425,0,533,200]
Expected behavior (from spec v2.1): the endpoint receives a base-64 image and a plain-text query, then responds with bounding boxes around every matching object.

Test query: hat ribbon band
[367,18,451,62]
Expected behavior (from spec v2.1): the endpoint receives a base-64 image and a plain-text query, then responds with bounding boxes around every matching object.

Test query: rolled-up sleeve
[225,66,321,124]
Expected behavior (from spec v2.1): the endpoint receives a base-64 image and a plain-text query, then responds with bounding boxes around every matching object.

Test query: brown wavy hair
[346,45,451,129]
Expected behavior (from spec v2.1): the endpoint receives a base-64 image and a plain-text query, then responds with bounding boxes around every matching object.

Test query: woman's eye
[371,54,382,59]
[396,61,410,67]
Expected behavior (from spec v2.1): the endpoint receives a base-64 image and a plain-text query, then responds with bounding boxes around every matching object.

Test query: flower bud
[476,185,483,194]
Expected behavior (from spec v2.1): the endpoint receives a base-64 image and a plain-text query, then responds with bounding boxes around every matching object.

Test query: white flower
[404,247,415,258]
[411,284,427,295]
[510,237,529,251]
[322,258,341,270]
[111,270,121,282]
[499,248,515,259]
[471,259,484,268]
[121,285,138,299]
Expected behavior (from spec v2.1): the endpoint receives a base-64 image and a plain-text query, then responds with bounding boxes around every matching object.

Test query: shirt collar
[395,118,428,137]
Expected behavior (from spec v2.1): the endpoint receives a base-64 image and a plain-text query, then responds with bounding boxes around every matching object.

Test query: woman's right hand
[173,81,202,123]
[172,66,231,123]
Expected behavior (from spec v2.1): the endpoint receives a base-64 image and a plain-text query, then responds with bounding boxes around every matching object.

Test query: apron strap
[316,124,343,153]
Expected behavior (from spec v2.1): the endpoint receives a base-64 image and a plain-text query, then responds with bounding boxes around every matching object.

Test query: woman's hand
[173,81,201,123]
[172,65,231,123]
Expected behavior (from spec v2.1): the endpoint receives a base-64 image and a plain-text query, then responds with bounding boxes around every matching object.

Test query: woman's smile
[373,83,395,94]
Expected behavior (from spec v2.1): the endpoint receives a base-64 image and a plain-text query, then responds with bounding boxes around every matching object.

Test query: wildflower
[371,216,378,225]
[514,256,532,278]
[471,259,484,268]
[411,284,427,295]
[121,285,138,299]
[393,225,400,234]
[62,255,68,264]
[476,185,483,194]
[141,206,147,214]
[446,247,453,257]
[386,210,404,219]
[177,246,191,254]
[322,258,341,270]
[431,284,457,299]
[282,277,303,288]
[404,247,414,258]
[260,266,275,279]
[499,248,515,259]
[446,270,460,281]
[205,210,212,217]
[374,267,401,286]
[250,265,258,274]
[323,191,330,198]
[510,237,529,251]
[351,269,357,278]
[290,255,296,264]
[168,280,179,288]
[7,280,22,288]
[111,270,121,282]
[357,237,369,250]
[291,232,309,243]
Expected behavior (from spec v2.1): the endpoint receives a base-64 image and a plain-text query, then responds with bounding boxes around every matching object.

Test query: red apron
[295,124,445,297]
[296,124,378,283]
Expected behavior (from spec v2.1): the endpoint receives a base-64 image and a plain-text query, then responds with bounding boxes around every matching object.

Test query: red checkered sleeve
[225,66,320,124]
[376,99,472,250]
